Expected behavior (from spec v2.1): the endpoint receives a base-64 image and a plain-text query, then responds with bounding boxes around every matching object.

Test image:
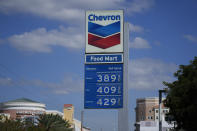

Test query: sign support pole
[118,22,129,131]
[81,110,84,131]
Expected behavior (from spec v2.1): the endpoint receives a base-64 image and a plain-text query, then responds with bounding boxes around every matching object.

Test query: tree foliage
[37,114,72,131]
[0,114,72,131]
[164,57,197,131]
[0,118,25,131]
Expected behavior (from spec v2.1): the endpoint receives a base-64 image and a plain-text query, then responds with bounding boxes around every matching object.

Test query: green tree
[164,57,197,131]
[0,119,25,131]
[0,115,3,122]
[0,114,72,131]
[37,114,72,131]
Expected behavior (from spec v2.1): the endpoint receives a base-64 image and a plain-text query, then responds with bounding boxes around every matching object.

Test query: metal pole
[159,90,162,131]
[118,22,129,131]
[81,110,84,131]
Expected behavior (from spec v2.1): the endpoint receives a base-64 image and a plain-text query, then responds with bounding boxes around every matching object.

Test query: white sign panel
[86,10,124,53]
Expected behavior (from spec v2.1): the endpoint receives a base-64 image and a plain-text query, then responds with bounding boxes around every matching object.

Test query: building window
[149,110,151,113]
[156,116,158,119]
[148,116,153,120]
[163,109,168,113]
[141,116,143,120]
[156,110,158,113]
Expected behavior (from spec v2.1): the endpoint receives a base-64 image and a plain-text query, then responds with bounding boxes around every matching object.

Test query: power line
[0,63,49,99]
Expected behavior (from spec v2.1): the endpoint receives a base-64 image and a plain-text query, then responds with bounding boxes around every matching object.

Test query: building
[63,104,74,125]
[153,104,169,121]
[0,98,90,131]
[74,119,91,131]
[135,97,173,131]
[63,104,91,131]
[135,97,160,122]
[136,121,174,131]
[46,110,63,117]
[0,113,10,122]
[0,98,46,120]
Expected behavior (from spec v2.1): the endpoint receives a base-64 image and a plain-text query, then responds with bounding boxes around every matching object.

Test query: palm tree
[37,114,72,131]
[0,118,25,131]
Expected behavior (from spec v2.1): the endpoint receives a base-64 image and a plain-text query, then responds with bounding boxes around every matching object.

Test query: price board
[84,64,123,108]
[85,10,124,109]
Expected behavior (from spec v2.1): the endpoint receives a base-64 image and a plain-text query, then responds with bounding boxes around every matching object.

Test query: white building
[0,98,46,120]
[153,105,169,121]
[135,97,174,131]
[46,110,63,117]
[136,121,174,131]
[74,119,91,131]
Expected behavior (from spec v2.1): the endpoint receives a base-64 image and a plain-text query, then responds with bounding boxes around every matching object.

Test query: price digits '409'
[97,74,121,83]
[96,86,121,94]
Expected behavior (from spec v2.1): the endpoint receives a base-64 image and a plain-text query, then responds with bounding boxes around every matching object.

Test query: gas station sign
[85,10,124,109]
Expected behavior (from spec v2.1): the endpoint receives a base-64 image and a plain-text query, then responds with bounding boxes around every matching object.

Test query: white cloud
[0,58,177,91]
[153,40,161,46]
[0,77,13,86]
[0,0,155,22]
[0,39,5,45]
[124,0,155,15]
[0,75,83,94]
[0,0,155,52]
[129,23,144,33]
[51,76,83,94]
[184,34,197,43]
[7,26,84,53]
[130,37,151,49]
[129,58,177,90]
[0,0,83,23]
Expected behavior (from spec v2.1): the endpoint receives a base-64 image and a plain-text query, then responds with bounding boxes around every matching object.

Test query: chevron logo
[88,21,120,49]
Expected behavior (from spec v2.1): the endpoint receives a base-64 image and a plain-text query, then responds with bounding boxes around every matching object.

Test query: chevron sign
[86,10,123,53]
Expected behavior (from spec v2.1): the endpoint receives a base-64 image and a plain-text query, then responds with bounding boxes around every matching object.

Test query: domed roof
[0,98,46,111]
[3,98,41,104]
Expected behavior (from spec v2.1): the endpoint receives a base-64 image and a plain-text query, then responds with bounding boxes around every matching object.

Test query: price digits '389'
[97,74,121,82]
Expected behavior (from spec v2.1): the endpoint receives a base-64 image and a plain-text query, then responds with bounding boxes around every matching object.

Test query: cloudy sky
[0,0,197,130]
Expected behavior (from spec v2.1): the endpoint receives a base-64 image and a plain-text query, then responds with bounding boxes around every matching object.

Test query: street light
[159,88,168,131]
[81,110,84,131]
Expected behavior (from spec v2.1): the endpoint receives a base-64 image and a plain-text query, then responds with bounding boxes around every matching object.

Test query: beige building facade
[135,97,168,122]
[63,104,74,125]
[135,97,159,122]
[135,97,171,131]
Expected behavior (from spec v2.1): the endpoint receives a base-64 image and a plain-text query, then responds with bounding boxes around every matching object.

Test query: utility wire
[0,63,50,100]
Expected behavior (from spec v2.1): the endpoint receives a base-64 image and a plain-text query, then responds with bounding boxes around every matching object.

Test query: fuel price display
[84,64,123,109]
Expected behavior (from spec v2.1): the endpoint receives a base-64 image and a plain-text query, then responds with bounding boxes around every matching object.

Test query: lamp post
[81,110,84,131]
[159,88,168,131]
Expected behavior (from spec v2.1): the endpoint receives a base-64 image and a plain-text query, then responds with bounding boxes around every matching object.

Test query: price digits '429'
[97,98,121,106]
[97,74,121,83]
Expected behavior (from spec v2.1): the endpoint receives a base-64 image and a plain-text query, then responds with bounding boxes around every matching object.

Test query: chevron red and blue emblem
[88,21,120,49]
[86,10,123,53]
